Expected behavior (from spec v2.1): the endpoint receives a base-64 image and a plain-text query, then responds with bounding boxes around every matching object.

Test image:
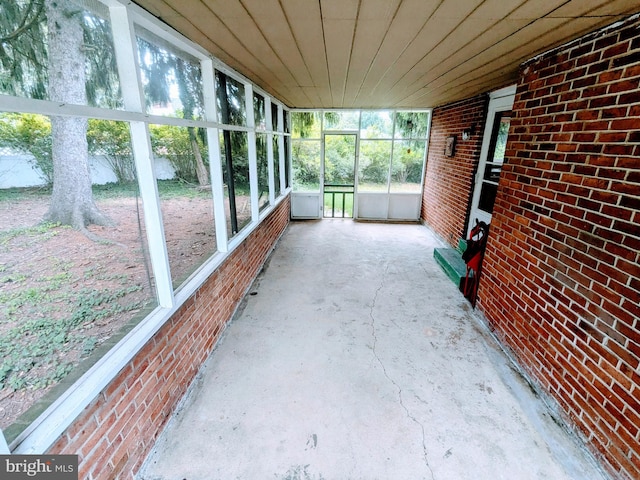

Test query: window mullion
[265,98,275,206]
[277,106,285,195]
[217,73,239,234]
[245,84,259,222]
[202,59,229,252]
[109,4,173,307]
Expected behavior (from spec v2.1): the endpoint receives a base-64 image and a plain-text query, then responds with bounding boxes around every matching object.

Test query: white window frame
[0,0,291,454]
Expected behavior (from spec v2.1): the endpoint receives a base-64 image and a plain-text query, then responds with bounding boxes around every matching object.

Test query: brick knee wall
[422,94,488,246]
[47,196,290,479]
[478,16,640,480]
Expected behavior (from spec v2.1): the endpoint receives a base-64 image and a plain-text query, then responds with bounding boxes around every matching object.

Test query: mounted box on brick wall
[477,14,640,480]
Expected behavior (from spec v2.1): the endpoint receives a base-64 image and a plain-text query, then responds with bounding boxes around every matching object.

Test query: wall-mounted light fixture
[462,123,477,141]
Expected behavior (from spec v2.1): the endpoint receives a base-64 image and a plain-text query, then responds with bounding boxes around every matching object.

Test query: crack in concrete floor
[368,263,435,480]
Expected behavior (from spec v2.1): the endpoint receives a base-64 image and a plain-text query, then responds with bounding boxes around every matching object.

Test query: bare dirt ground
[0,191,222,432]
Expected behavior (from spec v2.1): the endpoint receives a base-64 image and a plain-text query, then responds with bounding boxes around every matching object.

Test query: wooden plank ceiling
[132,0,640,109]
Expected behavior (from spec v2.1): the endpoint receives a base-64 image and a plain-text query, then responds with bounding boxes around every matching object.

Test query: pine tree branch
[0,0,45,44]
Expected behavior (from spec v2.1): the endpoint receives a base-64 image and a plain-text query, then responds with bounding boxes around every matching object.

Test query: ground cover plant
[0,181,223,433]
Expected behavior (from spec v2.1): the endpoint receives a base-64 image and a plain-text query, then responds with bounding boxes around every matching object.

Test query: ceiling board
[551,0,625,18]
[323,17,357,105]
[391,16,572,102]
[404,16,603,106]
[320,0,360,19]
[280,2,331,106]
[133,0,640,108]
[341,0,402,107]
[508,0,570,20]
[243,1,314,87]
[202,8,298,89]
[342,19,394,107]
[164,2,269,79]
[353,0,442,105]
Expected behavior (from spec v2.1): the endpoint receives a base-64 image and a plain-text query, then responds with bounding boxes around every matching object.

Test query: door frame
[321,131,359,218]
[467,85,516,236]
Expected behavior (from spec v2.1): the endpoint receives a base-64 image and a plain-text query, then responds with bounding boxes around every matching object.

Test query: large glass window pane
[136,27,202,120]
[394,112,430,139]
[490,112,510,164]
[149,124,216,288]
[358,140,392,192]
[149,124,209,185]
[477,111,510,214]
[483,112,511,182]
[219,130,251,236]
[292,140,320,192]
[271,104,279,131]
[0,0,122,109]
[324,111,359,130]
[390,140,426,193]
[0,114,156,432]
[292,112,321,139]
[215,71,246,126]
[324,134,356,185]
[254,93,266,130]
[256,133,269,211]
[323,134,355,218]
[360,111,393,139]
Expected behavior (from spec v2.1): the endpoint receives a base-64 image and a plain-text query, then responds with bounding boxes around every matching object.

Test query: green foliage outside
[292,112,322,139]
[0,112,213,186]
[87,119,135,183]
[0,275,143,391]
[324,134,355,185]
[220,130,251,193]
[360,111,394,138]
[291,111,429,193]
[149,123,208,184]
[292,139,320,191]
[392,140,426,186]
[0,113,53,185]
[359,140,392,190]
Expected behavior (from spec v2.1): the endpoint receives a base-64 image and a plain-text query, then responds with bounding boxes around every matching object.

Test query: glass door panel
[478,112,511,214]
[323,133,357,218]
[468,87,515,236]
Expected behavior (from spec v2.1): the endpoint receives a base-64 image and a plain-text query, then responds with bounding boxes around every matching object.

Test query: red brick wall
[47,197,290,479]
[422,95,488,246]
[478,16,640,480]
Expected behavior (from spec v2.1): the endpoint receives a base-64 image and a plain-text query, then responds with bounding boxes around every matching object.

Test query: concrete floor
[138,220,607,480]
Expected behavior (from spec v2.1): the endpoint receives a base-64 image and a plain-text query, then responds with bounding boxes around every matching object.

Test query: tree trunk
[44,0,113,229]
[189,127,209,187]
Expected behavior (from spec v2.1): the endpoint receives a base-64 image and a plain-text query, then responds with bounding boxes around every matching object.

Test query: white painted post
[109,4,174,307]
[277,106,286,195]
[201,59,229,252]
[245,84,260,222]
[265,98,276,206]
